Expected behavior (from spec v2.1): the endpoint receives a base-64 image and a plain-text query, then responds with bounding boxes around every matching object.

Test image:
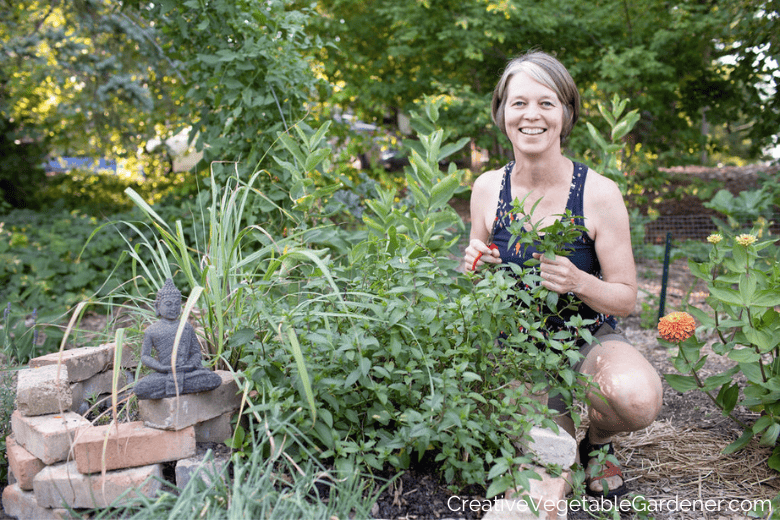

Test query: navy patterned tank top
[490,161,616,334]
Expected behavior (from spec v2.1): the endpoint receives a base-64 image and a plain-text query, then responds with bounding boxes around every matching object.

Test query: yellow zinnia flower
[707,234,722,245]
[735,234,757,247]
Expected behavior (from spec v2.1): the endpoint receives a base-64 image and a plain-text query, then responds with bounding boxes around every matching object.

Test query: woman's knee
[585,342,663,431]
[598,366,662,430]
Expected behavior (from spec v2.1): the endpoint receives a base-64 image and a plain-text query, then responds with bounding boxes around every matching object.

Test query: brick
[496,468,570,520]
[33,461,162,509]
[194,412,233,443]
[73,421,196,474]
[70,369,133,414]
[16,365,72,417]
[518,426,577,467]
[11,410,91,465]
[6,436,45,491]
[2,484,74,520]
[483,498,564,520]
[29,345,113,382]
[175,448,230,489]
[111,341,140,369]
[138,371,240,430]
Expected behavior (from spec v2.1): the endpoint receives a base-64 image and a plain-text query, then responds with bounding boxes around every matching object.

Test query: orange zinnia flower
[658,312,696,342]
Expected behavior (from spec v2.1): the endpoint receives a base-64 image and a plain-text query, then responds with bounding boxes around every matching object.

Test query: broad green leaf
[438,136,470,161]
[309,121,332,149]
[729,348,761,363]
[715,382,740,414]
[304,148,331,172]
[277,131,306,168]
[429,173,459,211]
[708,286,744,306]
[723,430,754,454]
[486,475,512,499]
[752,289,780,308]
[487,459,510,481]
[663,374,699,393]
[739,272,757,305]
[760,422,780,446]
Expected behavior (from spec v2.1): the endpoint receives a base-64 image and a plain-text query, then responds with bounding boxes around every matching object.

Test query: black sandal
[579,430,629,498]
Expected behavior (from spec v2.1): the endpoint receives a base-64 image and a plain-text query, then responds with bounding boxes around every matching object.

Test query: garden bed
[368,261,780,519]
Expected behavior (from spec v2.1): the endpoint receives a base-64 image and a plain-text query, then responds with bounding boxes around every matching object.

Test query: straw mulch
[619,419,779,496]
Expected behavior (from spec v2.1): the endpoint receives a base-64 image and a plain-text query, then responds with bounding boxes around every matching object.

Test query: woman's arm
[534,171,637,317]
[463,169,503,271]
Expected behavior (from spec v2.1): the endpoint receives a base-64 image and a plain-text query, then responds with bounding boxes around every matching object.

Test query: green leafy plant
[703,172,780,237]
[585,94,640,195]
[228,98,596,501]
[663,231,780,468]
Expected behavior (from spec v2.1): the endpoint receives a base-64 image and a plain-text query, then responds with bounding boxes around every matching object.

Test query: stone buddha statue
[133,279,223,400]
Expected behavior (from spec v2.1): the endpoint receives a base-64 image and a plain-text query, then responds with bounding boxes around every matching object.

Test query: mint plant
[98,95,640,503]
[228,99,595,500]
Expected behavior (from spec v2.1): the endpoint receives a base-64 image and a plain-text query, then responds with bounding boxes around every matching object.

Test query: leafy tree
[130,0,325,183]
[312,0,558,160]
[313,0,779,165]
[0,115,47,211]
[0,0,177,159]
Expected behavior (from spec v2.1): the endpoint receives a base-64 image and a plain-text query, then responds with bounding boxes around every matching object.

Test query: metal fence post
[658,232,672,321]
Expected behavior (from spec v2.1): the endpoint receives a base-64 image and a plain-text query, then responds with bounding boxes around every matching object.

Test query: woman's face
[503,71,564,157]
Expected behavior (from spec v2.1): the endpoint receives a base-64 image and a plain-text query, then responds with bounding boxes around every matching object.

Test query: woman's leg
[578,337,663,493]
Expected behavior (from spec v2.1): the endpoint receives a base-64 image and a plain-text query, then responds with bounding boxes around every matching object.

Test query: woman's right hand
[464,238,502,272]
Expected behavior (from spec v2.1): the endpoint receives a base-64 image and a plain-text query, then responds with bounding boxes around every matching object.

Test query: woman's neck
[511,153,571,190]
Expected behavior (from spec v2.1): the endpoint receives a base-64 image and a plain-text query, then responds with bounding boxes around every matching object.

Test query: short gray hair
[491,51,580,145]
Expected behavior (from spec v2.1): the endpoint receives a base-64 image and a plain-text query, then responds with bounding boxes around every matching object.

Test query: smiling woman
[463,50,663,500]
[491,52,580,149]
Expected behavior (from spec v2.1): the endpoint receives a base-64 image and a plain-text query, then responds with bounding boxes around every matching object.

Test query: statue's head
[155,278,182,319]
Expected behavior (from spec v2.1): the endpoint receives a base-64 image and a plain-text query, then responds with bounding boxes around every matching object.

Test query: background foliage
[1,0,780,514]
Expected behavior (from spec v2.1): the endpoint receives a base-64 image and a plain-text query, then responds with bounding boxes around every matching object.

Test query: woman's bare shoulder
[472,167,505,194]
[584,167,624,205]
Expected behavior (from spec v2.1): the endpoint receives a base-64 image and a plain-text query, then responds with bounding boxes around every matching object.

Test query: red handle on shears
[471,243,499,271]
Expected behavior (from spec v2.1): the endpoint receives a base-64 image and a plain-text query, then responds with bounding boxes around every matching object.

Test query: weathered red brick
[11,410,91,465]
[33,461,162,509]
[73,421,196,474]
[6,436,45,491]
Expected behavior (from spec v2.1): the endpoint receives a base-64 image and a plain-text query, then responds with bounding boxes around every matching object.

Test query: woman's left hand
[532,252,584,295]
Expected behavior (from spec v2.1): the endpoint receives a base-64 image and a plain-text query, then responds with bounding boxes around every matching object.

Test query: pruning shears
[471,223,499,271]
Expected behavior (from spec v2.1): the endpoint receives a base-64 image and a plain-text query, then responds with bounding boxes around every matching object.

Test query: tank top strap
[567,161,588,226]
[498,161,514,208]
[491,161,515,237]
